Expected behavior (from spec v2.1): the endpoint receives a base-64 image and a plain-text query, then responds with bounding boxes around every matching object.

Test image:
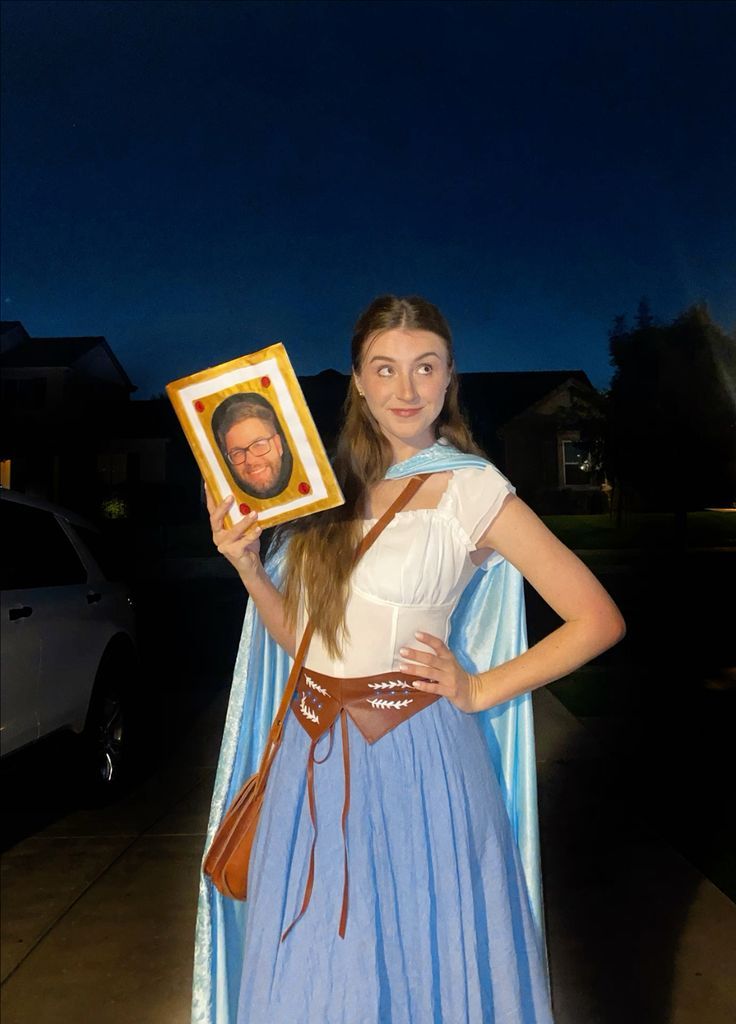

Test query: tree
[606,303,736,527]
[635,296,654,330]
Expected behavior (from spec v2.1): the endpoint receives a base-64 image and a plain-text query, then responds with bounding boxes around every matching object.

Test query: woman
[192,295,625,1024]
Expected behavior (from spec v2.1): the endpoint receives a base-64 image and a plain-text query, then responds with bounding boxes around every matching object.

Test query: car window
[71,524,125,582]
[1,501,87,589]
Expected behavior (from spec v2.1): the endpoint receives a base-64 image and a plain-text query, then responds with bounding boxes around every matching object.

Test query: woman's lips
[389,408,422,418]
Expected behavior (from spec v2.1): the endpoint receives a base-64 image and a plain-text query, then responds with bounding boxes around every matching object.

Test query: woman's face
[354,328,452,462]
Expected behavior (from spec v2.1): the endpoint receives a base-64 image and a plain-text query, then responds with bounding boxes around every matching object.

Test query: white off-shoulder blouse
[299,464,517,677]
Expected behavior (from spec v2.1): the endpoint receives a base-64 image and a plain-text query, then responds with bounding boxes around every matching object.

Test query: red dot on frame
[298,482,310,495]
[261,376,271,387]
[194,400,205,412]
[239,503,251,515]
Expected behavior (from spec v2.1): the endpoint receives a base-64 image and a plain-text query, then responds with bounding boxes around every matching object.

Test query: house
[460,370,607,513]
[0,321,135,411]
[0,321,136,508]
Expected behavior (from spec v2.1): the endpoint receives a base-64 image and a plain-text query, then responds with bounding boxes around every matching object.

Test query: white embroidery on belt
[299,693,320,723]
[367,680,412,691]
[304,675,329,697]
[366,697,414,710]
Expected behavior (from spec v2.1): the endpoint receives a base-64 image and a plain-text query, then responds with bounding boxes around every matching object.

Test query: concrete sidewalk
[1,689,734,1024]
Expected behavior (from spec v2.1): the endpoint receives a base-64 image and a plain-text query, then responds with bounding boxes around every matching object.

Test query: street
[2,684,735,1023]
[2,554,735,1023]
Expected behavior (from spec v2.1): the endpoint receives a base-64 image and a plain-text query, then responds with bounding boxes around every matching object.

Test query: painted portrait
[211,392,293,500]
[166,343,344,530]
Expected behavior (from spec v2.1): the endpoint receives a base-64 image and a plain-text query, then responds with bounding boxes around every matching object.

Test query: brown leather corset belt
[280,666,439,942]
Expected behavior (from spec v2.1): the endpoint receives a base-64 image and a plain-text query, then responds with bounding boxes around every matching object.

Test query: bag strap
[255,472,432,780]
[353,472,431,560]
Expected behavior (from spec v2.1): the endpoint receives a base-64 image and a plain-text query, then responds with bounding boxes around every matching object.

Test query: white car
[1,489,138,790]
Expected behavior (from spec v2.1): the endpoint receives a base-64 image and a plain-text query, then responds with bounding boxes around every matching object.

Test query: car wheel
[86,684,126,787]
[81,644,138,799]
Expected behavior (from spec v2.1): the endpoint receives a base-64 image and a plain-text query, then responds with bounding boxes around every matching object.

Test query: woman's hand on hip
[205,484,262,585]
[399,632,484,713]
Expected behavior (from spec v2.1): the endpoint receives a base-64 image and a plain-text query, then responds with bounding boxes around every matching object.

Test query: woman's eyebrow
[368,351,443,363]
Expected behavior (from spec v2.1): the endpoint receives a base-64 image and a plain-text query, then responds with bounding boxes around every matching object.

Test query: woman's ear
[353,374,365,398]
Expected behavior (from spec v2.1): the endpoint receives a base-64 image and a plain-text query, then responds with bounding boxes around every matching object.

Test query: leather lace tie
[280,666,439,941]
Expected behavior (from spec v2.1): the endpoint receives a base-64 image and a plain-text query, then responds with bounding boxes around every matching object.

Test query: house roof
[458,370,594,427]
[0,321,28,336]
[0,320,31,352]
[0,334,136,392]
[1,336,103,367]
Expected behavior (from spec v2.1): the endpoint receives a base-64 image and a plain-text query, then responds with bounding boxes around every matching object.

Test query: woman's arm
[404,494,626,712]
[206,488,296,656]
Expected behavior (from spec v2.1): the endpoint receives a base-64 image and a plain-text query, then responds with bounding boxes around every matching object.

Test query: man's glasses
[226,435,277,466]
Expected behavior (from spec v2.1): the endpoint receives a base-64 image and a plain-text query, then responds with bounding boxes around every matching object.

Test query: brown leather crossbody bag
[203,472,430,900]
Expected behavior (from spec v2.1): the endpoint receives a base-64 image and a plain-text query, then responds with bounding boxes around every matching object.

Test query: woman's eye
[417,363,433,375]
[377,365,394,377]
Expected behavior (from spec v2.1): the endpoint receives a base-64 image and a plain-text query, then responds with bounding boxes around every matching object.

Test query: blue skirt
[237,698,554,1023]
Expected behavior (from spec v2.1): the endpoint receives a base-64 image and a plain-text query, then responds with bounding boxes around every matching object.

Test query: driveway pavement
[2,687,735,1024]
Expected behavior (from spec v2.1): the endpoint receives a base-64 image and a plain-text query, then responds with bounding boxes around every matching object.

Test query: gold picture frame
[166,343,344,529]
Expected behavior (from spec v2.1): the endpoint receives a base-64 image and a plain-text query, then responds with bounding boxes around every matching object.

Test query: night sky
[2,0,734,397]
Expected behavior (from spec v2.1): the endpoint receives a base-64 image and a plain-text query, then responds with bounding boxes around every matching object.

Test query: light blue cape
[192,441,546,1024]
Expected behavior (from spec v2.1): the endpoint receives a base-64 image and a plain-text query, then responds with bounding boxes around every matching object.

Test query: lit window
[563,440,595,486]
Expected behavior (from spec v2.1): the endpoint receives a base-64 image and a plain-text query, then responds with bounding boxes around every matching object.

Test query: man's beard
[235,465,284,499]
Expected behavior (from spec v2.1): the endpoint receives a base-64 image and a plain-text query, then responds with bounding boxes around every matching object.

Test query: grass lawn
[547,664,641,717]
[542,510,736,550]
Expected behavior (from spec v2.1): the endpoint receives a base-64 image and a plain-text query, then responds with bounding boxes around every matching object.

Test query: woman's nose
[395,372,418,402]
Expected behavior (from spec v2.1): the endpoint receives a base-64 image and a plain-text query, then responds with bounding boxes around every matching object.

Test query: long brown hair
[279,294,485,657]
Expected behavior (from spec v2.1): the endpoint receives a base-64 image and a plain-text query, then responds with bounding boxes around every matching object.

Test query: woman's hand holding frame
[205,483,263,585]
